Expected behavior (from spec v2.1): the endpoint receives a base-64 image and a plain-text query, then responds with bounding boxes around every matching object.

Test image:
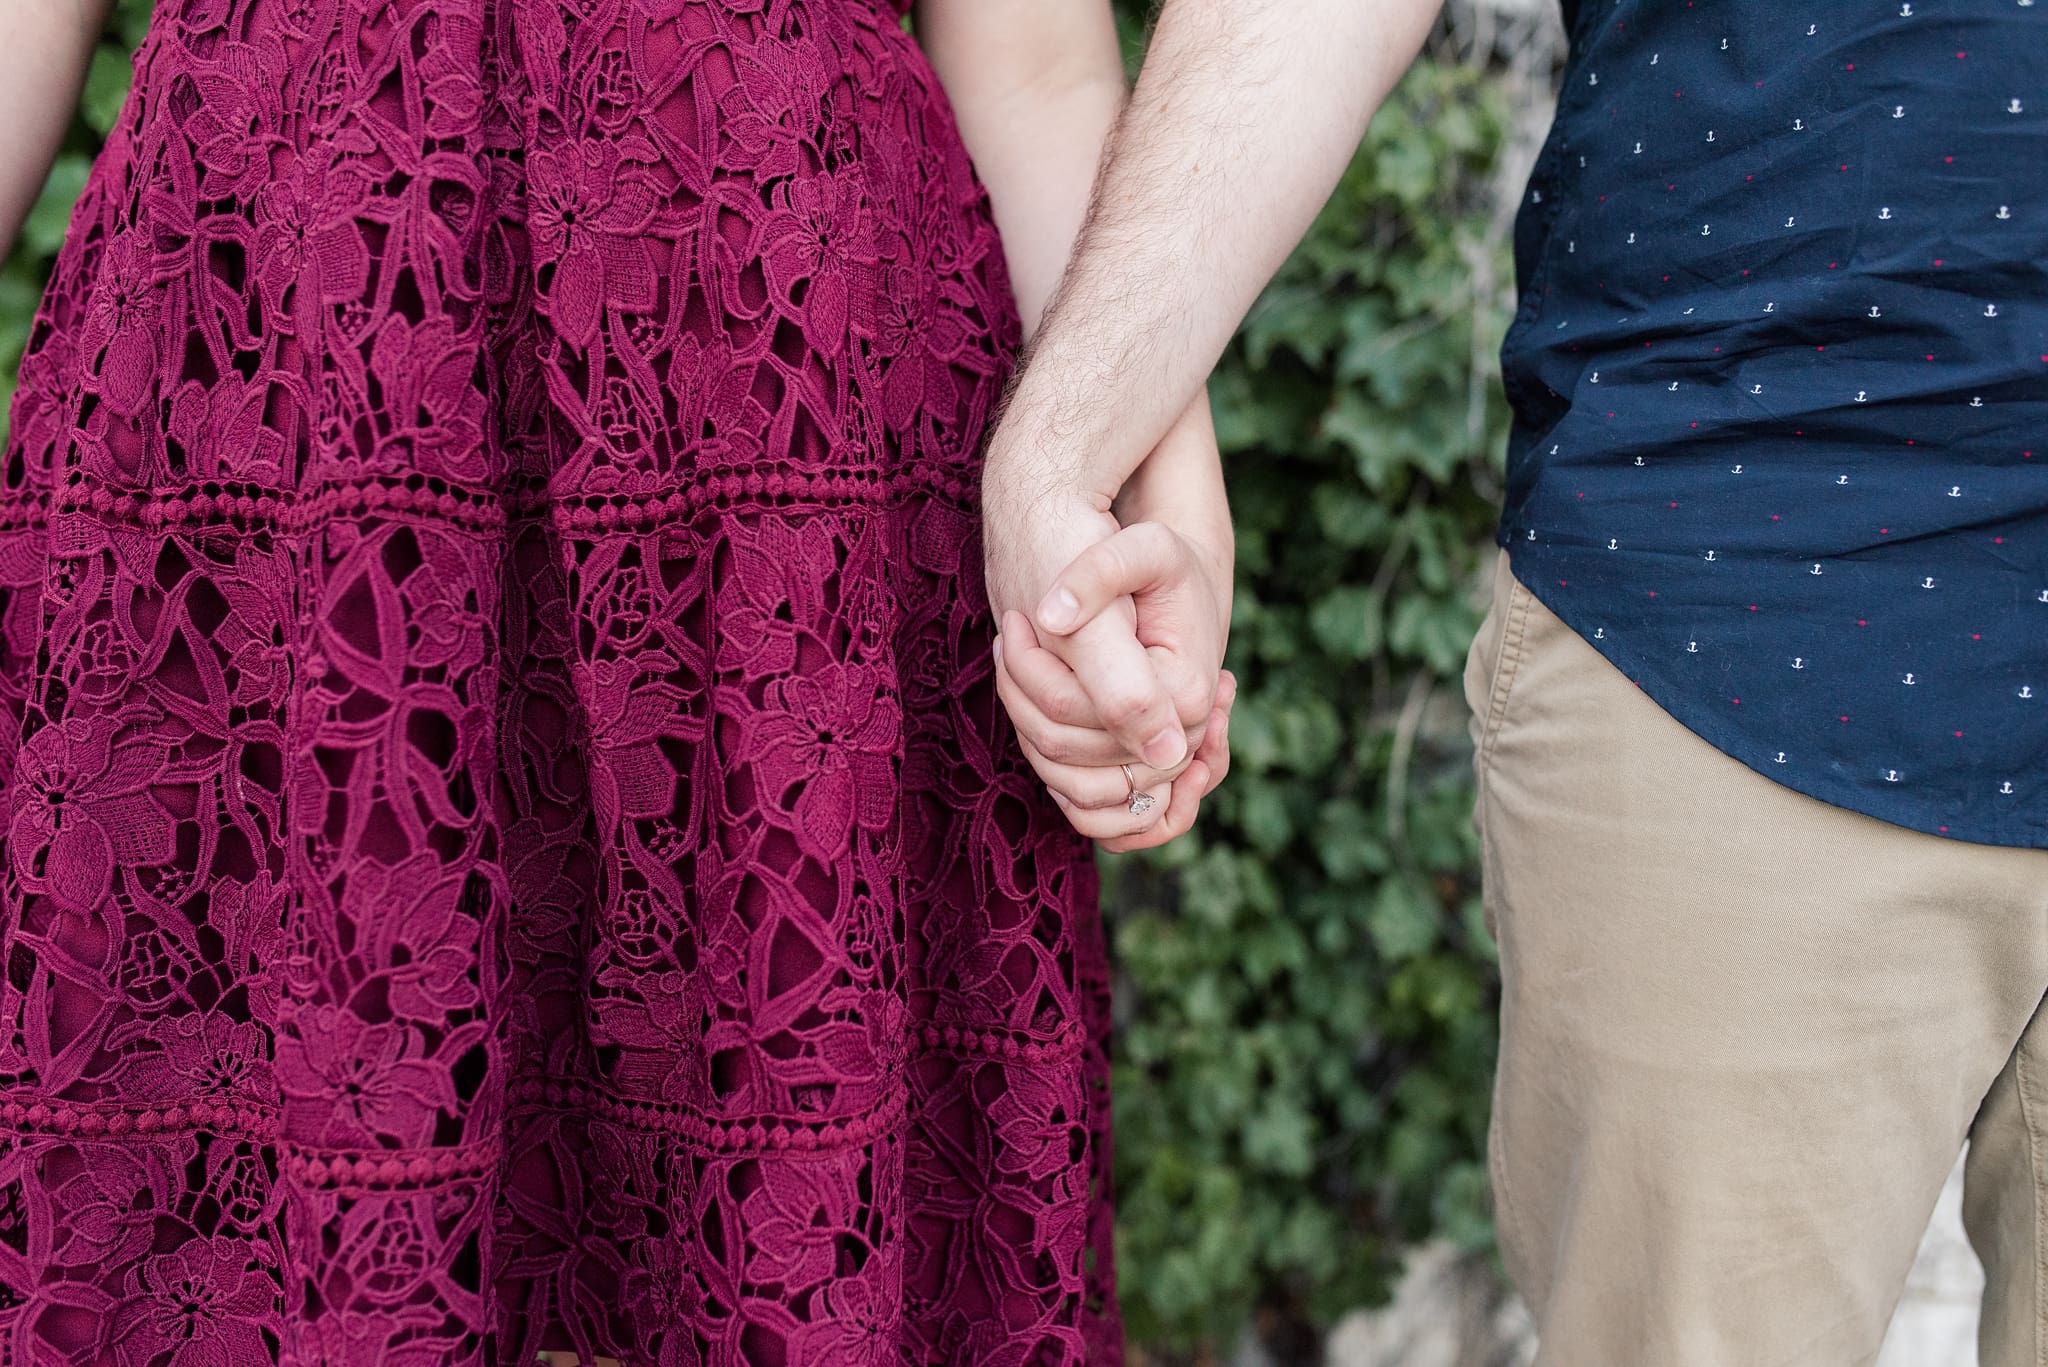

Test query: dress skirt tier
[0,0,1120,1362]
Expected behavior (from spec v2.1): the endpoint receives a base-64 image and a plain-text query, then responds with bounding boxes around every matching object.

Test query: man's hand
[993,516,1237,850]
[983,388,1236,846]
[981,475,1205,771]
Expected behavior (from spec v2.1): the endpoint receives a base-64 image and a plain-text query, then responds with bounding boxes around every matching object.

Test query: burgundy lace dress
[0,0,1122,1362]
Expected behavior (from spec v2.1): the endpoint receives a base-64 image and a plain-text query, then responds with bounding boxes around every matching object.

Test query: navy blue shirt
[1500,0,2048,848]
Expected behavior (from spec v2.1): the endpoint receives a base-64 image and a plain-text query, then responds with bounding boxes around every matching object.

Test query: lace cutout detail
[0,1,1121,1362]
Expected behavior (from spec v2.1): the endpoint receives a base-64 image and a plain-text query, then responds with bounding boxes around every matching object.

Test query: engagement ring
[1122,764,1156,817]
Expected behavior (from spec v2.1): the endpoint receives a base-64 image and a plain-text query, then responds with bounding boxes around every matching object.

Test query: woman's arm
[916,0,1235,840]
[912,0,1126,339]
[916,0,1225,547]
[0,0,116,260]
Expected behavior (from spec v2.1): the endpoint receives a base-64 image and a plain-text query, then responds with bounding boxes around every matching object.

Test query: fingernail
[991,635,1004,668]
[1049,790,1071,809]
[1143,727,1186,769]
[1037,588,1080,632]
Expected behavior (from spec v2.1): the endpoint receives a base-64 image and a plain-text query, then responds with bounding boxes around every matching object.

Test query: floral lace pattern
[0,0,1122,1362]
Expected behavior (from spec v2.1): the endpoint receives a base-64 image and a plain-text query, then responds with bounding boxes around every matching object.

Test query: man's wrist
[981,405,1124,516]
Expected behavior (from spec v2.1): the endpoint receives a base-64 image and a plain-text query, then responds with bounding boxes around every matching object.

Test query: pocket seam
[1474,569,1534,779]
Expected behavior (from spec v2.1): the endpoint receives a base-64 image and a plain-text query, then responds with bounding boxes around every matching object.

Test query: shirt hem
[1495,528,2048,853]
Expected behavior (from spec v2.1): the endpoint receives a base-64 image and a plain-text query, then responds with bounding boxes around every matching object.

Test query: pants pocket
[1462,546,1533,772]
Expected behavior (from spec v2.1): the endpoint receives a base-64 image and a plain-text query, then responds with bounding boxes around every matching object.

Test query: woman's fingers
[1056,608,1190,770]
[997,609,1105,729]
[1046,778,1175,840]
[1100,760,1210,854]
[995,614,1202,771]
[1017,734,1182,810]
[1098,683,1231,851]
[1196,669,1236,796]
[996,643,1183,769]
[1086,676,1235,849]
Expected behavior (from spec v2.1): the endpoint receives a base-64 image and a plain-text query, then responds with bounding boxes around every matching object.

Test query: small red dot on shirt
[1845,62,1855,69]
[1945,156,1955,164]
[1841,715,1850,722]
[1772,514,1781,521]
[1941,825,1950,833]
[1955,731,1964,738]
[1935,259,1944,267]
[1839,165,1849,172]
[1749,604,1759,612]
[1973,633,1982,640]
[1691,422,1698,428]
[1817,345,1825,351]
[1880,528,1889,534]
[1995,537,2004,544]
[1926,354,1935,361]
[1731,698,1741,704]
[1957,50,1967,58]
[1829,262,1838,269]
[1648,590,1657,597]
[1669,501,1678,507]
[1857,619,1867,626]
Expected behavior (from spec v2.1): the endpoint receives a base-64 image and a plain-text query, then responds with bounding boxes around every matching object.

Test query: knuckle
[1082,773,1127,809]
[1097,689,1155,731]
[1032,730,1083,766]
[1132,521,1176,563]
[1097,535,1136,581]
[1041,688,1097,727]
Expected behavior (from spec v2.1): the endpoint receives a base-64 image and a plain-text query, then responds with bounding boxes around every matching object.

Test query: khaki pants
[1463,547,2048,1366]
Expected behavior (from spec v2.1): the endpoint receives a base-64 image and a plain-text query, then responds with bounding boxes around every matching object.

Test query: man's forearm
[986,0,1441,508]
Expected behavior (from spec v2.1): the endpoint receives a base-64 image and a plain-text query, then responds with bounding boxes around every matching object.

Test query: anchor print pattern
[1500,0,2047,847]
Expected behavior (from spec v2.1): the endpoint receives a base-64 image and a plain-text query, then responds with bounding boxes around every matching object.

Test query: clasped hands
[983,468,1235,854]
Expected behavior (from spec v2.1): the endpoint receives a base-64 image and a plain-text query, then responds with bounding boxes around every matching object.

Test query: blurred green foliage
[1101,4,1516,1358]
[3,1,1517,1359]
